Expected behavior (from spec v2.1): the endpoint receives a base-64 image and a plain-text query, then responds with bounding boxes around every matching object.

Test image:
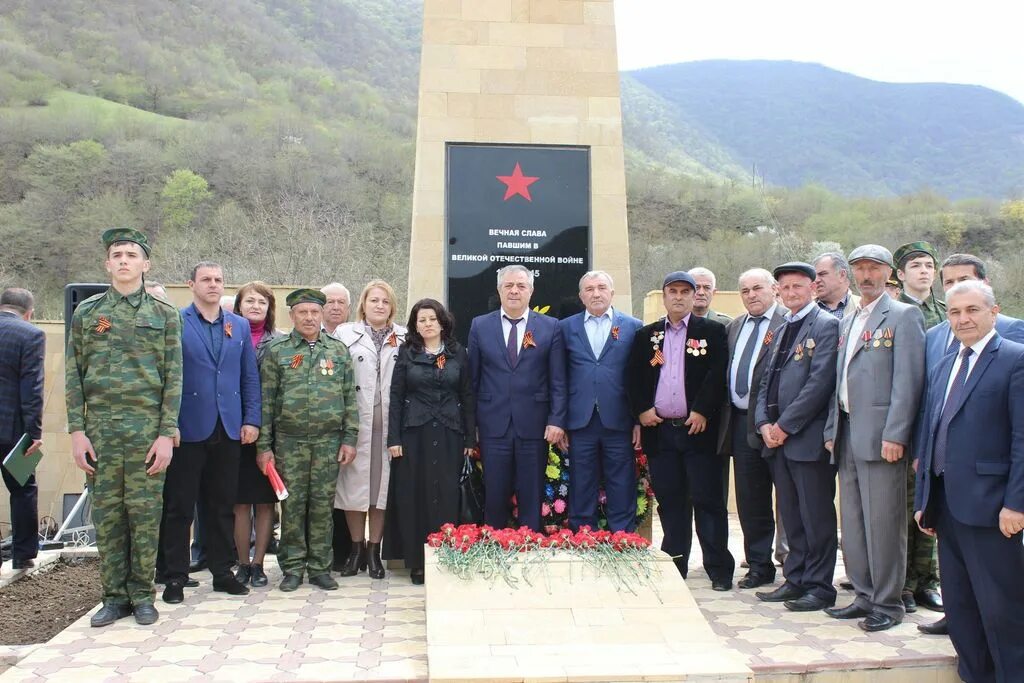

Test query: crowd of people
[0,227,1020,683]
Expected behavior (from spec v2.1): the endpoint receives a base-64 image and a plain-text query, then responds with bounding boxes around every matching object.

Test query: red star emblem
[496,163,539,202]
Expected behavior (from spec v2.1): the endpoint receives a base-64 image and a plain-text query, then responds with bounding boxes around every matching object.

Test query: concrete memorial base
[424,546,753,682]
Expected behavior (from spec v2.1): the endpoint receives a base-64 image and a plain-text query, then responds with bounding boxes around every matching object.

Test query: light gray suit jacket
[824,295,926,461]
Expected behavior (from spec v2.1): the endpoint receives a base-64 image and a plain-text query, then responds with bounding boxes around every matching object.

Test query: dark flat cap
[286,288,327,307]
[102,227,150,256]
[662,271,696,289]
[893,241,938,268]
[773,261,816,281]
[848,244,894,268]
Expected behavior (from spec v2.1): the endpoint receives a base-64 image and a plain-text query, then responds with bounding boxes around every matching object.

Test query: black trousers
[156,422,240,581]
[730,409,776,578]
[772,452,837,600]
[332,508,352,568]
[648,422,735,582]
[0,445,38,562]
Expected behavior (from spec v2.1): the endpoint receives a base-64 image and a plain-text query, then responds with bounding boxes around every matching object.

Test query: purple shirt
[654,314,689,418]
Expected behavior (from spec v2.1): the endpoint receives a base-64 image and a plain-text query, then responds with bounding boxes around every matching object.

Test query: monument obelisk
[407,0,632,331]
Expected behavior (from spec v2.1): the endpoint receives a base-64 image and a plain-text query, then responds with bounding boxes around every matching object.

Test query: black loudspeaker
[64,283,108,343]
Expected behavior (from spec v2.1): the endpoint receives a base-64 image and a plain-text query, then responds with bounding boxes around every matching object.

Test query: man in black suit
[0,288,45,573]
[754,263,840,612]
[914,281,1024,682]
[629,271,734,590]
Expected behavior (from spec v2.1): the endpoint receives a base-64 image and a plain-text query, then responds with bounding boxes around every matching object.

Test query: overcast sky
[613,0,1024,105]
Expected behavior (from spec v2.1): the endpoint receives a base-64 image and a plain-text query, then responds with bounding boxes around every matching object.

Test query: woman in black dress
[384,299,476,584]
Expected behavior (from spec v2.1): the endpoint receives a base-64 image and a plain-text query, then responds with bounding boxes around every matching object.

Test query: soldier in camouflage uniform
[893,241,944,615]
[257,288,359,591]
[66,228,183,627]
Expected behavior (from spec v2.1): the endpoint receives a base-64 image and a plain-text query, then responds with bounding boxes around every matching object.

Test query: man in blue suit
[559,271,643,532]
[914,281,1024,683]
[468,265,567,531]
[157,262,260,603]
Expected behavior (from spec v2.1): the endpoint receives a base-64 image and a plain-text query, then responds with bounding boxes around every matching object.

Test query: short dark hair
[189,261,223,282]
[404,298,456,352]
[940,253,986,282]
[0,287,33,313]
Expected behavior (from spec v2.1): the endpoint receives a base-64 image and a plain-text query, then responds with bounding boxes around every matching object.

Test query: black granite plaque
[446,143,591,342]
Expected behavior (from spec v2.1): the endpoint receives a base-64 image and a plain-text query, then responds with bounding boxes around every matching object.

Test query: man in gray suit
[824,244,926,632]
[754,263,840,612]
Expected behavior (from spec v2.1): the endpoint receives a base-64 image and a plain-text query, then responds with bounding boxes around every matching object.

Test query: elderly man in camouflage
[66,228,183,627]
[257,289,359,592]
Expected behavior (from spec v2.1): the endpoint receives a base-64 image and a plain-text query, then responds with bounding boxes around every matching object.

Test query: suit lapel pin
[764,329,774,346]
[290,353,303,369]
[611,326,620,341]
[95,316,111,334]
[224,322,233,338]
[436,353,446,370]
[523,330,537,349]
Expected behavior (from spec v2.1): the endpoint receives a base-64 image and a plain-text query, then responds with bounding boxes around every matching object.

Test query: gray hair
[940,253,987,281]
[578,270,614,291]
[813,252,850,277]
[189,261,223,281]
[0,287,34,314]
[496,264,534,287]
[737,268,775,288]
[688,267,717,289]
[321,282,351,301]
[946,280,996,308]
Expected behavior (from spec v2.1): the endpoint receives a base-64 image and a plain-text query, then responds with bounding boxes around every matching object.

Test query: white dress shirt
[501,308,530,351]
[942,329,996,404]
[729,303,778,409]
[839,296,883,411]
[584,308,613,358]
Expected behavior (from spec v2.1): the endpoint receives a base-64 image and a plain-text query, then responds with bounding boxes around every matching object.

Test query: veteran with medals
[256,289,359,592]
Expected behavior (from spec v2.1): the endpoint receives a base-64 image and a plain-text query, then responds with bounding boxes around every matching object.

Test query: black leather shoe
[235,564,252,584]
[859,611,899,632]
[711,578,732,592]
[250,564,268,587]
[839,580,854,590]
[279,574,302,592]
[133,603,159,625]
[156,573,197,587]
[366,542,385,580]
[213,574,250,595]
[162,581,184,604]
[918,616,948,635]
[184,578,199,587]
[338,541,367,577]
[756,583,804,602]
[672,557,688,579]
[785,593,835,612]
[825,603,872,619]
[411,569,425,585]
[309,573,339,590]
[737,572,774,589]
[12,558,35,570]
[90,603,132,627]
[901,590,918,613]
[915,588,944,612]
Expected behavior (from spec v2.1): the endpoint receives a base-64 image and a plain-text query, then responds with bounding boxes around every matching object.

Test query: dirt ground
[0,558,101,645]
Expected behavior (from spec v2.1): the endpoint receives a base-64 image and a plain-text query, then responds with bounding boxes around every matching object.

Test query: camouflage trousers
[275,434,341,577]
[904,461,939,592]
[86,420,165,606]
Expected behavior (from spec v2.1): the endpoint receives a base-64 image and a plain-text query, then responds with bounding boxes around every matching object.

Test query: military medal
[883,327,894,347]
[224,322,233,338]
[873,328,883,348]
[523,331,537,349]
[806,338,816,357]
[650,330,665,366]
[861,329,872,350]
[387,332,399,347]
[611,326,620,340]
[320,358,328,375]
[95,316,111,334]
[794,342,804,361]
[436,353,446,370]
[699,339,708,356]
[686,339,699,356]
[290,353,303,369]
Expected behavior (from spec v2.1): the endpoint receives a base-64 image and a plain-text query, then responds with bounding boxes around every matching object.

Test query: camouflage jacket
[65,285,183,436]
[899,292,946,330]
[256,330,359,452]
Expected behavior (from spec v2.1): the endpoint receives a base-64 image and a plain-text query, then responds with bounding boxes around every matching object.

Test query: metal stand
[40,485,93,549]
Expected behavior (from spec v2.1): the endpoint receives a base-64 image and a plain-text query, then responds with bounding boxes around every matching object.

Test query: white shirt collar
[964,328,997,357]
[857,295,884,317]
[784,301,817,323]
[748,303,778,323]
[585,307,613,323]
[501,308,529,324]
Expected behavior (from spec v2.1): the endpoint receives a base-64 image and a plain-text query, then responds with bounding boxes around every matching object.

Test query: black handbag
[458,455,485,525]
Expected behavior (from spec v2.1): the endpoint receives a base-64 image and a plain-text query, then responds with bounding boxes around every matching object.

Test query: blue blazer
[0,312,45,444]
[925,314,1024,369]
[915,334,1024,528]
[559,309,642,432]
[468,310,567,440]
[179,305,261,442]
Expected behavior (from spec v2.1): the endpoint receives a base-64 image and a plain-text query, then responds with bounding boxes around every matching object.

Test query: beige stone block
[422,43,459,69]
[454,44,528,71]
[424,0,463,19]
[475,93,518,118]
[488,21,566,47]
[588,96,623,120]
[481,68,528,95]
[527,47,618,73]
[514,94,587,120]
[411,186,446,218]
[420,67,482,94]
[511,0,531,22]
[530,0,584,24]
[476,118,532,143]
[529,120,580,144]
[462,0,512,22]
[526,70,621,97]
[418,115,477,142]
[418,92,448,118]
[583,0,615,25]
[562,23,617,50]
[445,92,478,118]
[423,18,485,45]
[591,161,627,197]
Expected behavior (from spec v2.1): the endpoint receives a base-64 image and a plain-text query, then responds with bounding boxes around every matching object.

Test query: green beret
[893,241,938,269]
[102,227,150,256]
[286,288,326,307]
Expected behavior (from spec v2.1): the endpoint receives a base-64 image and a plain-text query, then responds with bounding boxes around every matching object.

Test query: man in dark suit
[559,271,643,532]
[0,288,44,574]
[468,265,567,532]
[718,268,784,589]
[157,262,261,603]
[914,280,1024,682]
[754,263,840,612]
[629,271,734,590]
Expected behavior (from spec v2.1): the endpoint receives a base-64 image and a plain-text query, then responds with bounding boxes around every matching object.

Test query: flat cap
[893,241,938,268]
[772,261,816,281]
[848,244,893,268]
[662,270,696,289]
[102,227,150,256]
[286,288,327,307]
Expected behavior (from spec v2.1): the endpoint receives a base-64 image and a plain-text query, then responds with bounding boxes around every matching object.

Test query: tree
[159,169,213,234]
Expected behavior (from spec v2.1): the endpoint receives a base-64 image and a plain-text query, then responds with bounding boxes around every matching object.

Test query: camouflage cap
[886,275,902,289]
[848,244,894,269]
[286,288,327,307]
[102,227,150,256]
[893,241,938,268]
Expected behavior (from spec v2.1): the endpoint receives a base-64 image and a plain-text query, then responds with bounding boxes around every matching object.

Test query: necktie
[505,316,522,366]
[735,316,765,398]
[932,347,974,475]
[945,334,960,355]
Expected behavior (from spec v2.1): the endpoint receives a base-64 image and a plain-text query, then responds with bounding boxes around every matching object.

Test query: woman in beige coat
[330,280,406,579]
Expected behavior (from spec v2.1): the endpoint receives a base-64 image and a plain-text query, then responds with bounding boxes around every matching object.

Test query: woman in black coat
[383,299,476,584]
